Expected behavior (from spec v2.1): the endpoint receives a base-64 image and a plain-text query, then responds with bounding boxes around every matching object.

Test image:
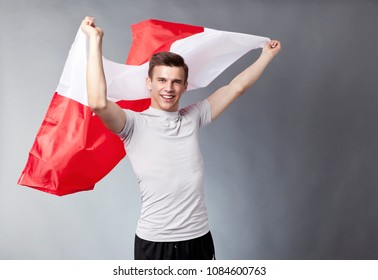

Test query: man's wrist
[88,34,102,43]
[259,51,275,63]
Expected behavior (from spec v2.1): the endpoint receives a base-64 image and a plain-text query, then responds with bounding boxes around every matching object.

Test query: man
[81,16,281,260]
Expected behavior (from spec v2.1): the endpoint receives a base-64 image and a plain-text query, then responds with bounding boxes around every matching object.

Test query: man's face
[147,65,188,112]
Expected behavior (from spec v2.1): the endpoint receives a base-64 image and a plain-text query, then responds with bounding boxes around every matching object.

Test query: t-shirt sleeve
[117,109,135,142]
[181,99,212,128]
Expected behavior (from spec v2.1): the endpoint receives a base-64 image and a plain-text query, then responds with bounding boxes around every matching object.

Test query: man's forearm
[229,52,274,96]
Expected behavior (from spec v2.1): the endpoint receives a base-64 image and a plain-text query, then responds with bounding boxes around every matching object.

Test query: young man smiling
[146,52,188,112]
[81,16,281,260]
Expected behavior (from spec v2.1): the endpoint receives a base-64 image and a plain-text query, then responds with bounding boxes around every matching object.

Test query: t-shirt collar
[144,106,180,119]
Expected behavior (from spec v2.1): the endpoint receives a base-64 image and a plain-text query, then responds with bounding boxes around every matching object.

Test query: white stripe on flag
[171,28,269,89]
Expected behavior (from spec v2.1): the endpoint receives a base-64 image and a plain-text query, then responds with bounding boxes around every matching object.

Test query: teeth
[162,95,174,99]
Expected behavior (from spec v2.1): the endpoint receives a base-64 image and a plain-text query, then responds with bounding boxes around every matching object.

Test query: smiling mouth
[161,95,175,100]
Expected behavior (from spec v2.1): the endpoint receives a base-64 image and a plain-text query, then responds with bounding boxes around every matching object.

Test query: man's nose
[165,83,173,92]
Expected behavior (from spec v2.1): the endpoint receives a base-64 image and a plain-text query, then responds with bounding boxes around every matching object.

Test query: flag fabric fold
[18,19,270,196]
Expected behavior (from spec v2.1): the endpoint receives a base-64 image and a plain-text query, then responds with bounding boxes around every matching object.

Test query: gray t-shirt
[118,99,212,242]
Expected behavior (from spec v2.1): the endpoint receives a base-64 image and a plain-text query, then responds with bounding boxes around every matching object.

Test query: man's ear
[146,77,152,91]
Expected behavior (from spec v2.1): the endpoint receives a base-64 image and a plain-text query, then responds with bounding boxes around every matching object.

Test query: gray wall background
[1,0,378,259]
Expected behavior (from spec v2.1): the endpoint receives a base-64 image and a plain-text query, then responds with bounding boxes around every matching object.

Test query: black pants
[134,231,215,260]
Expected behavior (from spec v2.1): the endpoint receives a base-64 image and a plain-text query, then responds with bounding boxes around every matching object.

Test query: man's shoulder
[180,99,212,127]
[124,108,147,118]
[180,99,209,116]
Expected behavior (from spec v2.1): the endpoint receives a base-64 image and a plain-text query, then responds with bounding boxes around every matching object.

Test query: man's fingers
[83,16,95,27]
[269,40,277,48]
[84,16,94,22]
[268,40,281,49]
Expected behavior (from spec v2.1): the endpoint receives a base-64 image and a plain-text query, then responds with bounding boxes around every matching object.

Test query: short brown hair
[148,52,189,82]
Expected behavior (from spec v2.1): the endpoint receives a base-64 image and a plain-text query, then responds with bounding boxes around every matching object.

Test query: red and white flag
[18,19,269,196]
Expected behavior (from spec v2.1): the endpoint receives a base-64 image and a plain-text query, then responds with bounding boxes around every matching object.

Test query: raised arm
[81,16,126,134]
[207,40,281,121]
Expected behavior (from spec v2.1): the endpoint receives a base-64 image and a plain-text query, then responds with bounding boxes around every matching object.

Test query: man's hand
[81,16,103,38]
[262,40,281,58]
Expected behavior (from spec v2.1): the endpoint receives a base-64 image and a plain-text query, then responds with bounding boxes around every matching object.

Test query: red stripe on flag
[117,98,151,110]
[126,19,204,65]
[18,93,150,196]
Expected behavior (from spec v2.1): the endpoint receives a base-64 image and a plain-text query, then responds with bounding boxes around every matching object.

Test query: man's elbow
[229,82,247,97]
[88,98,108,113]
